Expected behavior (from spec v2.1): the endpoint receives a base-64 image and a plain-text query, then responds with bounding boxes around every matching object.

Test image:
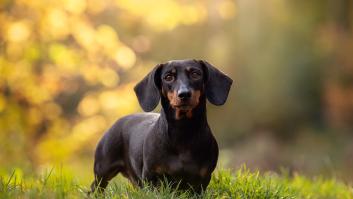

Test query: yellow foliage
[0,95,7,113]
[98,84,139,116]
[78,94,100,116]
[113,46,136,69]
[62,0,87,15]
[49,43,80,72]
[218,0,237,19]
[71,19,97,51]
[42,102,63,121]
[6,20,32,42]
[115,0,207,31]
[86,0,107,14]
[70,115,107,143]
[44,8,70,39]
[98,67,120,87]
[96,25,120,52]
[27,107,43,125]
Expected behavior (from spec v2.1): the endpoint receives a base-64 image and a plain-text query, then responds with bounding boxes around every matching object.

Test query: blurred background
[1,0,353,184]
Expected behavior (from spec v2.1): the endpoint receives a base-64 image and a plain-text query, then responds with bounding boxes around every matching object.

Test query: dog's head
[134,59,233,119]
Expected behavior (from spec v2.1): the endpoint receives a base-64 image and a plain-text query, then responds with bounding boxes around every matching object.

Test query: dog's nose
[178,88,191,99]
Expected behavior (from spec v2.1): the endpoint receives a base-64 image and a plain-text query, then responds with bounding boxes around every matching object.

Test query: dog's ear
[134,64,163,112]
[198,60,233,105]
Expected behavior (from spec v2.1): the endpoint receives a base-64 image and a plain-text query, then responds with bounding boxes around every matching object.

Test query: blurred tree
[322,0,353,130]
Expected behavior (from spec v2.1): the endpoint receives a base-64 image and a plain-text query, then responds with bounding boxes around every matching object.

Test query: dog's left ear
[198,60,233,105]
[134,64,163,112]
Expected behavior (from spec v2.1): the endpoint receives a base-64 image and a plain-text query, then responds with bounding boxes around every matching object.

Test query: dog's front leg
[141,167,160,187]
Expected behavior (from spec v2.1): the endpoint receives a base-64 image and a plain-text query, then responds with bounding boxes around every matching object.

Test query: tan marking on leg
[155,165,165,174]
[200,167,208,177]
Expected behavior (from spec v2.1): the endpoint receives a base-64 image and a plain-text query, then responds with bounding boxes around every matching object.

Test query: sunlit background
[1,0,353,184]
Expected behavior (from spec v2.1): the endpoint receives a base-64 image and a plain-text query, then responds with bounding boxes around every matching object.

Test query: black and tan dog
[91,59,232,193]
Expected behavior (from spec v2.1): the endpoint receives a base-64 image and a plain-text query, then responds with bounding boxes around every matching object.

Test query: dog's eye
[190,71,201,79]
[164,74,175,82]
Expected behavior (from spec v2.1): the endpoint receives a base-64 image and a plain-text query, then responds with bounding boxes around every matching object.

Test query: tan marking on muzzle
[190,90,201,108]
[167,90,179,107]
[167,90,201,120]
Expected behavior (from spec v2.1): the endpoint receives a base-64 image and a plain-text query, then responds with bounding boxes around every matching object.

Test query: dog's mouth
[172,103,194,120]
[174,104,193,111]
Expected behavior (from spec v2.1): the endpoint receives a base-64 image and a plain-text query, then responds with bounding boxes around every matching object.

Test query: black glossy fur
[91,59,232,193]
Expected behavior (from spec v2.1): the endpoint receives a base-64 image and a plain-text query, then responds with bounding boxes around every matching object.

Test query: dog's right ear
[134,64,163,112]
[198,60,233,106]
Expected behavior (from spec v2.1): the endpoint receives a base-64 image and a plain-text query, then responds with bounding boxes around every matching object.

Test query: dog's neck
[159,96,208,142]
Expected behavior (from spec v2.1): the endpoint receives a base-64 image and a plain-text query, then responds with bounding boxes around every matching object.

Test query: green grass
[1,166,352,199]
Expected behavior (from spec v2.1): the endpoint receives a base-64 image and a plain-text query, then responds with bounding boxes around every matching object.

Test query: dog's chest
[156,150,207,177]
[170,151,195,171]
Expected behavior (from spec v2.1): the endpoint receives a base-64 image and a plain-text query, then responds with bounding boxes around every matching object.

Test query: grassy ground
[1,166,352,199]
